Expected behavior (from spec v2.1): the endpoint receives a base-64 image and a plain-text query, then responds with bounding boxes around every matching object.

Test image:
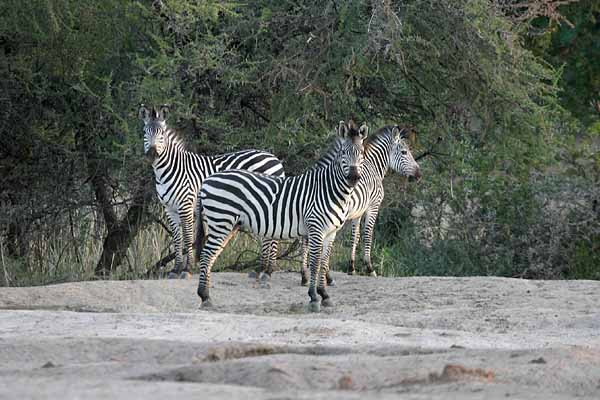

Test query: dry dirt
[1,272,600,399]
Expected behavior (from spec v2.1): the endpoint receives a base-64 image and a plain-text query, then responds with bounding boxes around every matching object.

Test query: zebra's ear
[392,125,407,139]
[139,105,151,123]
[359,123,369,139]
[337,121,348,138]
[158,105,169,122]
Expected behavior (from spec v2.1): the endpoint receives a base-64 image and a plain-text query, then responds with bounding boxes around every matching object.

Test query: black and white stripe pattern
[140,105,284,278]
[195,120,368,311]
[299,125,421,283]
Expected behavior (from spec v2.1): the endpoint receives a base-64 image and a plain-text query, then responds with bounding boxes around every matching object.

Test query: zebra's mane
[312,124,400,169]
[312,136,343,170]
[145,113,188,149]
[364,125,395,155]
[163,125,187,149]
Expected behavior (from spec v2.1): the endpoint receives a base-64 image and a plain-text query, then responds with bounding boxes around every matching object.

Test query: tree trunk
[6,221,27,258]
[93,175,153,277]
[78,124,154,277]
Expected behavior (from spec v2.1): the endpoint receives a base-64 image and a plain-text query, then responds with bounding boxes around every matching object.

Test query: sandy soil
[1,272,599,399]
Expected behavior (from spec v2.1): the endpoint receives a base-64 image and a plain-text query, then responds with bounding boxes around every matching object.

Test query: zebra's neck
[315,128,393,181]
[313,137,343,170]
[152,130,211,181]
[313,157,355,202]
[363,127,393,181]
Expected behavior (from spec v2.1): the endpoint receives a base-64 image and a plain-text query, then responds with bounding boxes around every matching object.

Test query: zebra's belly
[240,226,305,240]
[238,209,306,240]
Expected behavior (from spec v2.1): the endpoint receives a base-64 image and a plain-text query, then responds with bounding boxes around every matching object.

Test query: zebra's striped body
[195,121,368,311]
[299,125,421,283]
[140,105,284,278]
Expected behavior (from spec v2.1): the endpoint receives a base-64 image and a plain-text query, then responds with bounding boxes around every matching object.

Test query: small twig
[226,249,261,271]
[222,239,303,271]
[145,251,176,277]
[415,136,446,161]
[415,150,449,161]
[145,238,306,277]
[149,215,172,236]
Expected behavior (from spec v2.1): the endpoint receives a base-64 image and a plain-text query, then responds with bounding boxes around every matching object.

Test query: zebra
[195,120,368,312]
[297,125,421,285]
[139,104,284,279]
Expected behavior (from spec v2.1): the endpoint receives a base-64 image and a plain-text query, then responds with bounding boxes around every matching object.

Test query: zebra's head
[336,120,368,186]
[389,126,421,181]
[139,104,169,159]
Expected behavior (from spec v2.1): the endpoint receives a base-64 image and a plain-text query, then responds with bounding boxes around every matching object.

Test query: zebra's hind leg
[318,232,337,308]
[179,203,195,280]
[196,222,239,308]
[362,206,380,277]
[165,208,183,279]
[323,237,336,288]
[300,237,309,286]
[347,219,361,275]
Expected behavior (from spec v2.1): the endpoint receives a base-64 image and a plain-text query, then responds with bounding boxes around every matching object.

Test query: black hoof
[347,270,355,276]
[202,299,214,308]
[167,271,179,279]
[260,275,272,289]
[300,274,309,287]
[260,282,272,290]
[308,301,321,313]
[321,298,334,307]
[179,271,192,280]
[327,279,336,287]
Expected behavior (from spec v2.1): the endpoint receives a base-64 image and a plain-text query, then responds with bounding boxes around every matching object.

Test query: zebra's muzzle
[408,168,421,182]
[347,167,361,186]
[146,147,158,160]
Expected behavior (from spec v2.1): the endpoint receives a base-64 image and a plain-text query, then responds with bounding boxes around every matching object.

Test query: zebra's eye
[401,150,407,155]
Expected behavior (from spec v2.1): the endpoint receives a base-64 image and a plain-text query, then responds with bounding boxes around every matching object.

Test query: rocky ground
[1,272,599,399]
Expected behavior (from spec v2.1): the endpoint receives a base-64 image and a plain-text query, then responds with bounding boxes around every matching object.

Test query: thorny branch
[496,0,578,28]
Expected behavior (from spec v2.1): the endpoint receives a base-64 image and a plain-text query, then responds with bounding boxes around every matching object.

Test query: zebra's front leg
[306,232,324,312]
[362,206,380,277]
[347,218,361,275]
[179,204,195,280]
[318,232,337,307]
[301,237,335,287]
[165,208,183,279]
[197,223,239,308]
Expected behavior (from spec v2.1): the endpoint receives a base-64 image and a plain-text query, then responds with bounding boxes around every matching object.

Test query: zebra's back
[200,170,312,240]
[212,149,285,178]
[156,148,284,208]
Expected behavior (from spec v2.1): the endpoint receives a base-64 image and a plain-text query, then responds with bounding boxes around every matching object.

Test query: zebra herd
[140,105,421,312]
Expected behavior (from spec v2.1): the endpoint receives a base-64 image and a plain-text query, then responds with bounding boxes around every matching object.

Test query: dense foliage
[0,0,598,285]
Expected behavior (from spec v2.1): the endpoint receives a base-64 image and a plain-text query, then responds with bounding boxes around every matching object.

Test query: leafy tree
[0,0,597,284]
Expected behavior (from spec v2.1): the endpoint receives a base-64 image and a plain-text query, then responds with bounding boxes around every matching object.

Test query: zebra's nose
[348,167,361,185]
[409,167,421,182]
[146,147,158,159]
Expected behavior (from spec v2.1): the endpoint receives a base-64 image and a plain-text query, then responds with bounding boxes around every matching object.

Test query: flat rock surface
[1,272,599,399]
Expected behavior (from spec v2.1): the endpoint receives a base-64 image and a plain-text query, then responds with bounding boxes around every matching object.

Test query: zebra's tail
[194,200,208,261]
